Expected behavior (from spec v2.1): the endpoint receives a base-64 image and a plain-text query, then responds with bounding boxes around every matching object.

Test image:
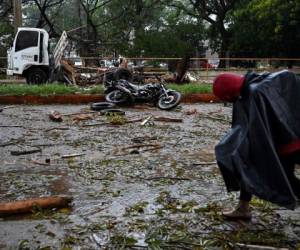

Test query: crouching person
[213,70,300,220]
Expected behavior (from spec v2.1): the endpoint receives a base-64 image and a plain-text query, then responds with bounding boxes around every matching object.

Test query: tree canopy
[229,0,300,58]
[0,0,299,62]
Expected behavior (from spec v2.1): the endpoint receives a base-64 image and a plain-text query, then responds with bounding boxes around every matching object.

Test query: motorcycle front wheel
[105,90,131,104]
[157,91,181,110]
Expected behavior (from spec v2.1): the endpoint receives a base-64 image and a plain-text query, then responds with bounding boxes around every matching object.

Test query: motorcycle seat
[127,82,140,91]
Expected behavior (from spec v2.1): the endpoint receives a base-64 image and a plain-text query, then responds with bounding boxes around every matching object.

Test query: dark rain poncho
[215,70,300,209]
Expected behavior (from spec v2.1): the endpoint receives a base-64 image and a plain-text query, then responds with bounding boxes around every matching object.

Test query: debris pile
[60,57,193,86]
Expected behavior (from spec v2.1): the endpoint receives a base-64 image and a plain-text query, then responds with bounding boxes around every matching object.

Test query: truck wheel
[26,68,48,84]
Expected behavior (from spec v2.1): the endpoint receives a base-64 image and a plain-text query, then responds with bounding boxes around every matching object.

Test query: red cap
[213,73,245,102]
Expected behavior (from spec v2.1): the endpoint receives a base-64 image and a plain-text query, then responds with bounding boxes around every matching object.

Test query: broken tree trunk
[0,196,73,216]
[11,148,42,156]
[175,55,190,83]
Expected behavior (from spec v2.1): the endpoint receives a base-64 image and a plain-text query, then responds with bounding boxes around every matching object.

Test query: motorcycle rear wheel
[105,90,130,104]
[157,91,181,110]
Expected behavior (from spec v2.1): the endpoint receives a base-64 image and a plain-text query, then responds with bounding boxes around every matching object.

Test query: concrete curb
[0,94,220,105]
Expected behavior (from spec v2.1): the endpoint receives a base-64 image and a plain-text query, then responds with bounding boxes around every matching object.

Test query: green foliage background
[0,0,300,61]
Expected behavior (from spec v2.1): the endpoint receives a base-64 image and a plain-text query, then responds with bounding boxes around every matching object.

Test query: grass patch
[0,83,104,96]
[167,83,212,94]
[0,82,212,96]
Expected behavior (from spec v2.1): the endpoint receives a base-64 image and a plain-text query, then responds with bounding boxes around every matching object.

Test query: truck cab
[7,27,50,84]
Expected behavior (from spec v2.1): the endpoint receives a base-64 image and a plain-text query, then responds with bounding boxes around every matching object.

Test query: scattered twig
[198,114,230,123]
[192,161,217,166]
[91,233,103,247]
[45,127,70,132]
[31,159,50,166]
[131,136,158,143]
[72,114,94,122]
[154,116,183,123]
[141,115,153,126]
[126,118,143,123]
[235,243,288,250]
[2,105,17,110]
[146,176,191,181]
[0,125,24,128]
[173,137,183,145]
[121,143,163,152]
[62,111,97,116]
[0,138,24,147]
[30,143,57,147]
[114,143,163,155]
[161,244,191,250]
[129,246,148,249]
[61,153,85,159]
[168,240,205,248]
[81,122,109,127]
[82,118,154,127]
[11,148,42,156]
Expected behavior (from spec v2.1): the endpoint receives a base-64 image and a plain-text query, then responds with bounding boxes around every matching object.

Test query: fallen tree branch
[11,148,42,156]
[235,243,288,250]
[131,136,158,143]
[126,118,143,123]
[61,153,85,159]
[192,161,217,166]
[81,122,109,127]
[114,143,163,155]
[146,176,191,181]
[2,105,17,110]
[0,138,24,147]
[45,127,70,132]
[154,116,183,123]
[0,196,73,216]
[198,114,230,123]
[31,159,50,166]
[62,111,97,116]
[121,143,163,152]
[0,125,24,128]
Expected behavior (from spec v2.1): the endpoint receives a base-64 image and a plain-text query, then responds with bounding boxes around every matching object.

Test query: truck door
[13,30,39,75]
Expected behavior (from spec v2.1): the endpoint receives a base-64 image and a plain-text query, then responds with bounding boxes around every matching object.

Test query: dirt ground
[0,103,300,250]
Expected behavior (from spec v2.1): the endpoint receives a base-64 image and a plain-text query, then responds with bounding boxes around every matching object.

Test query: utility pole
[13,0,22,33]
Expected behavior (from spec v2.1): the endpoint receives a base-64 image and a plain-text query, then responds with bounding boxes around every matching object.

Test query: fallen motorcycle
[104,77,181,110]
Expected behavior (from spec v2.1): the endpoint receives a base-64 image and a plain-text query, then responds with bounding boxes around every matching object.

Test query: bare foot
[222,207,252,220]
[222,200,252,220]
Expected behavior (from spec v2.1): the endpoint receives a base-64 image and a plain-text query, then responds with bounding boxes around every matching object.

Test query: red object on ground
[213,73,245,102]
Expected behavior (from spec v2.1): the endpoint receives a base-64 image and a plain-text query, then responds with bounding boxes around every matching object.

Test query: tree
[0,0,14,59]
[22,0,65,37]
[169,0,248,67]
[127,10,204,57]
[229,0,300,62]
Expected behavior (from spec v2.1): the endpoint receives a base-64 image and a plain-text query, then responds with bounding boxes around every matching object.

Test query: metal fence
[1,57,300,82]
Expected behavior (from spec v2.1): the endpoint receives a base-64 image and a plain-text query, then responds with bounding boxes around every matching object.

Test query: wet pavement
[0,104,300,249]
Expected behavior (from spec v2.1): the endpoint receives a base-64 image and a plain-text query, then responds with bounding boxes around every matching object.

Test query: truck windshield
[15,30,39,52]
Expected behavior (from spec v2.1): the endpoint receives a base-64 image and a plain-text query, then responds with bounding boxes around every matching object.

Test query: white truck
[7,27,68,84]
